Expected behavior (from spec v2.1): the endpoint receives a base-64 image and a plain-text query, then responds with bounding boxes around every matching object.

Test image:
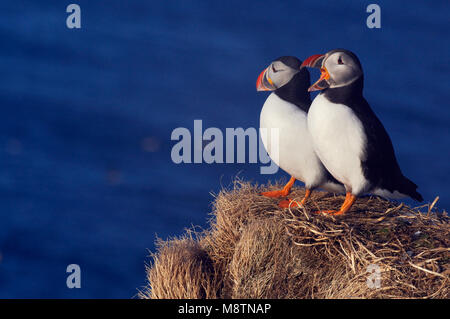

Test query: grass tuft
[141,180,449,299]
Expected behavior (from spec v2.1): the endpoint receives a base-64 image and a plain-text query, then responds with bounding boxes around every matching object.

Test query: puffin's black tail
[399,175,423,202]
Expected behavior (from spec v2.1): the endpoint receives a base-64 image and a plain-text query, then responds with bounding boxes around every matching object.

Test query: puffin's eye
[272,64,279,73]
[337,57,344,65]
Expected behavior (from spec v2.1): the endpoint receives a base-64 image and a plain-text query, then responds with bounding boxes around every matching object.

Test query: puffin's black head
[301,49,363,92]
[256,56,309,92]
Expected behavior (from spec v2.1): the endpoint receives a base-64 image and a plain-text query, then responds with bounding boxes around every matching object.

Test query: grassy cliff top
[141,180,449,299]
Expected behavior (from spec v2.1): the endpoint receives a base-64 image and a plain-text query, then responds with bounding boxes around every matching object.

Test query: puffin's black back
[324,79,423,201]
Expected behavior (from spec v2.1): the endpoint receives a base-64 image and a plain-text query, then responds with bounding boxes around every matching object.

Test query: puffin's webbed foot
[314,192,356,216]
[260,176,295,198]
[278,189,311,208]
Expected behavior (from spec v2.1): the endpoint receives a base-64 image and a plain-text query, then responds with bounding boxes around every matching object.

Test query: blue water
[0,1,448,298]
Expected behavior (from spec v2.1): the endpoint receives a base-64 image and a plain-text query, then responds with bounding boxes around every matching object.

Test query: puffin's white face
[301,49,363,92]
[323,51,363,89]
[256,60,299,91]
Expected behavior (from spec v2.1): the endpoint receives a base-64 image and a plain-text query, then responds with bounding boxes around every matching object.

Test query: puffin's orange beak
[256,67,276,91]
[308,67,330,92]
[301,54,324,68]
[301,54,330,92]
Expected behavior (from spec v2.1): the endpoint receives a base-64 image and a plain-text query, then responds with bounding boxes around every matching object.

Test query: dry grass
[139,236,219,299]
[141,180,449,299]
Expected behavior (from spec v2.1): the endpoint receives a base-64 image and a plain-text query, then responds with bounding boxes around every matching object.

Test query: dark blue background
[0,1,448,298]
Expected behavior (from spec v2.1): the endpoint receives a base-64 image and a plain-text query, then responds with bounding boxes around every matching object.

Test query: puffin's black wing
[350,97,423,201]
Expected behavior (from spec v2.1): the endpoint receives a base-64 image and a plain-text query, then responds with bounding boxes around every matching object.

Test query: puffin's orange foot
[313,210,345,216]
[278,198,304,208]
[260,177,296,198]
[313,192,356,216]
[260,189,289,198]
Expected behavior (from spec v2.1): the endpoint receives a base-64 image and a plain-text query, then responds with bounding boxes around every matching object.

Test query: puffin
[301,49,423,215]
[256,56,344,207]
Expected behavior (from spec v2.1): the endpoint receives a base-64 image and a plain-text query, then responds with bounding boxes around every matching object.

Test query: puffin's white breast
[260,93,327,188]
[307,94,369,194]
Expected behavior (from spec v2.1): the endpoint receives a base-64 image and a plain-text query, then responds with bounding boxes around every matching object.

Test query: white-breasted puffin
[302,49,423,215]
[256,56,344,207]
